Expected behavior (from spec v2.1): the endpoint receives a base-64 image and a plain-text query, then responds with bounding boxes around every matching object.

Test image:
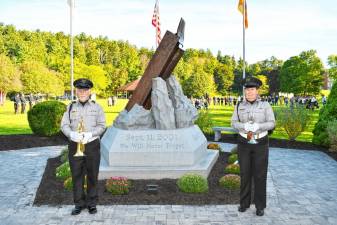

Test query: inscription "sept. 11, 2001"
[119,133,185,151]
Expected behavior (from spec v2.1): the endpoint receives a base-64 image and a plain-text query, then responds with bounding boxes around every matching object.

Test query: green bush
[194,109,213,135]
[55,161,71,181]
[228,154,238,164]
[313,82,337,147]
[224,164,240,175]
[177,173,209,193]
[327,119,337,152]
[275,105,311,141]
[60,148,69,163]
[219,174,240,190]
[105,176,131,195]
[27,100,66,136]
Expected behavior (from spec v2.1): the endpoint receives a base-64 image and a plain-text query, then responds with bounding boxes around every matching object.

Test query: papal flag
[238,0,248,29]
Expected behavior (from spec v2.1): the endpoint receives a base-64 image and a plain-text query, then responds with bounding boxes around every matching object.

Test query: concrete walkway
[0,144,337,225]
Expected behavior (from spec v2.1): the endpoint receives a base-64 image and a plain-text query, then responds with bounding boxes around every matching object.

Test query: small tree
[0,54,21,105]
[275,106,311,141]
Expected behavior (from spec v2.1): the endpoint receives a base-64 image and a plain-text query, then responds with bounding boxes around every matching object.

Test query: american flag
[152,0,162,47]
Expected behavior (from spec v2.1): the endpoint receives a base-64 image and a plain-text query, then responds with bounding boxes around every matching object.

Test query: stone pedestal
[99,125,218,179]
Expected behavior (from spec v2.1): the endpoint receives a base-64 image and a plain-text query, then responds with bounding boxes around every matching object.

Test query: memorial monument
[99,19,219,179]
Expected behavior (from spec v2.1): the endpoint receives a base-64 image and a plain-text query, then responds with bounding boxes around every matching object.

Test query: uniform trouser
[21,103,26,113]
[68,139,101,208]
[237,135,269,210]
[14,103,19,114]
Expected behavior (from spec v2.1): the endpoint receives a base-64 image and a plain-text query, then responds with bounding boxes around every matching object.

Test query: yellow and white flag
[238,0,248,29]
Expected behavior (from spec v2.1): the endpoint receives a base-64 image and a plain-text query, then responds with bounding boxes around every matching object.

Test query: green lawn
[0,99,319,142]
[0,99,128,135]
[207,104,319,142]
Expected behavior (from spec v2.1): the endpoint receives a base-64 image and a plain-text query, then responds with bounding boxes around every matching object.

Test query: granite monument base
[99,125,219,180]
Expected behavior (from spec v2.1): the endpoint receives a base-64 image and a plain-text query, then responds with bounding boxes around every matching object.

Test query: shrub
[105,176,131,195]
[177,173,209,193]
[313,82,337,147]
[224,164,240,175]
[27,100,66,136]
[207,143,221,150]
[228,154,238,164]
[60,148,69,163]
[219,174,240,190]
[195,110,213,135]
[55,161,71,181]
[64,176,87,191]
[275,105,311,141]
[327,120,337,152]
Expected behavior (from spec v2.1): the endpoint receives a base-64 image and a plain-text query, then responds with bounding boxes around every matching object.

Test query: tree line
[0,23,336,103]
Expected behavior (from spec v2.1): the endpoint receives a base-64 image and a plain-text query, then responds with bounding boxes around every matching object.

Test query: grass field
[0,99,319,142]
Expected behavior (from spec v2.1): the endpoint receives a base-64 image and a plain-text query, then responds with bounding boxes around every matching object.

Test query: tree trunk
[0,90,6,106]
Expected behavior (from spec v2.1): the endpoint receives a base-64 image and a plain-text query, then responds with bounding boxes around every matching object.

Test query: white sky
[0,0,336,66]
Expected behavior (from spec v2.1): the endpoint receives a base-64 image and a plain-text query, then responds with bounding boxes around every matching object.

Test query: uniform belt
[239,131,268,140]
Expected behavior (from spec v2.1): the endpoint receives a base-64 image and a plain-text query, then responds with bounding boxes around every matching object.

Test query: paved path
[0,145,337,225]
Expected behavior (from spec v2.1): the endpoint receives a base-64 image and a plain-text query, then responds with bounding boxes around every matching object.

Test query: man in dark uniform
[231,77,275,216]
[61,78,106,215]
[28,93,35,110]
[20,93,26,113]
[14,93,21,114]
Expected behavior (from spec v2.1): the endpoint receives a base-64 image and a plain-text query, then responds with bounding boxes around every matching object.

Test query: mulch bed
[34,151,240,206]
[2,132,335,206]
[0,133,68,151]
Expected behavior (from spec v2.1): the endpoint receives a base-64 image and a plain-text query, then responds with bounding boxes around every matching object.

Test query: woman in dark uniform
[231,77,275,216]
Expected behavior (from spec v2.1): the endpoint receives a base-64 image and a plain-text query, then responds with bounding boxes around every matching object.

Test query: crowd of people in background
[107,96,118,107]
[191,96,242,110]
[10,92,328,114]
[12,93,42,114]
[191,94,328,111]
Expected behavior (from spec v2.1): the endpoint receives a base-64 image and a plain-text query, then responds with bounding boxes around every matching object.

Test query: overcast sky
[0,0,336,66]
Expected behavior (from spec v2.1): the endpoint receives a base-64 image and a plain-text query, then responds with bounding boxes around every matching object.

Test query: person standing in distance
[231,77,275,216]
[61,78,106,215]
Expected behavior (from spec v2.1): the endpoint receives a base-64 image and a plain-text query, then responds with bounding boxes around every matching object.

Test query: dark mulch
[0,133,68,151]
[204,133,337,162]
[34,152,240,206]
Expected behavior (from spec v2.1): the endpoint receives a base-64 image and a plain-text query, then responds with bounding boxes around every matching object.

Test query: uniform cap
[242,77,262,88]
[73,78,93,89]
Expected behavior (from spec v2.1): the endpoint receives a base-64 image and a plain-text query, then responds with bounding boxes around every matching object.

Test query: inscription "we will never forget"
[119,133,185,151]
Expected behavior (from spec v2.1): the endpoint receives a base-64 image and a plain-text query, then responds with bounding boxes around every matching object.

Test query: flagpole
[69,0,74,101]
[242,0,246,96]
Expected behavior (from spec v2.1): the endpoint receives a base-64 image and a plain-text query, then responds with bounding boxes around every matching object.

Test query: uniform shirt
[61,100,106,140]
[231,97,275,134]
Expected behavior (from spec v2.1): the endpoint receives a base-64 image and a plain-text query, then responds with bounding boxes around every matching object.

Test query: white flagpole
[242,0,246,96]
[69,0,74,101]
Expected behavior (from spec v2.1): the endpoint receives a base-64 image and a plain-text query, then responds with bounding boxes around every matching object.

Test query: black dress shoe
[88,206,97,214]
[238,206,248,212]
[71,206,83,215]
[256,209,264,216]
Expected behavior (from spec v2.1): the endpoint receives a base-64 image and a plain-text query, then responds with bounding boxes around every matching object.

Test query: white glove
[70,131,83,143]
[81,132,93,144]
[250,123,260,132]
[244,122,253,132]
